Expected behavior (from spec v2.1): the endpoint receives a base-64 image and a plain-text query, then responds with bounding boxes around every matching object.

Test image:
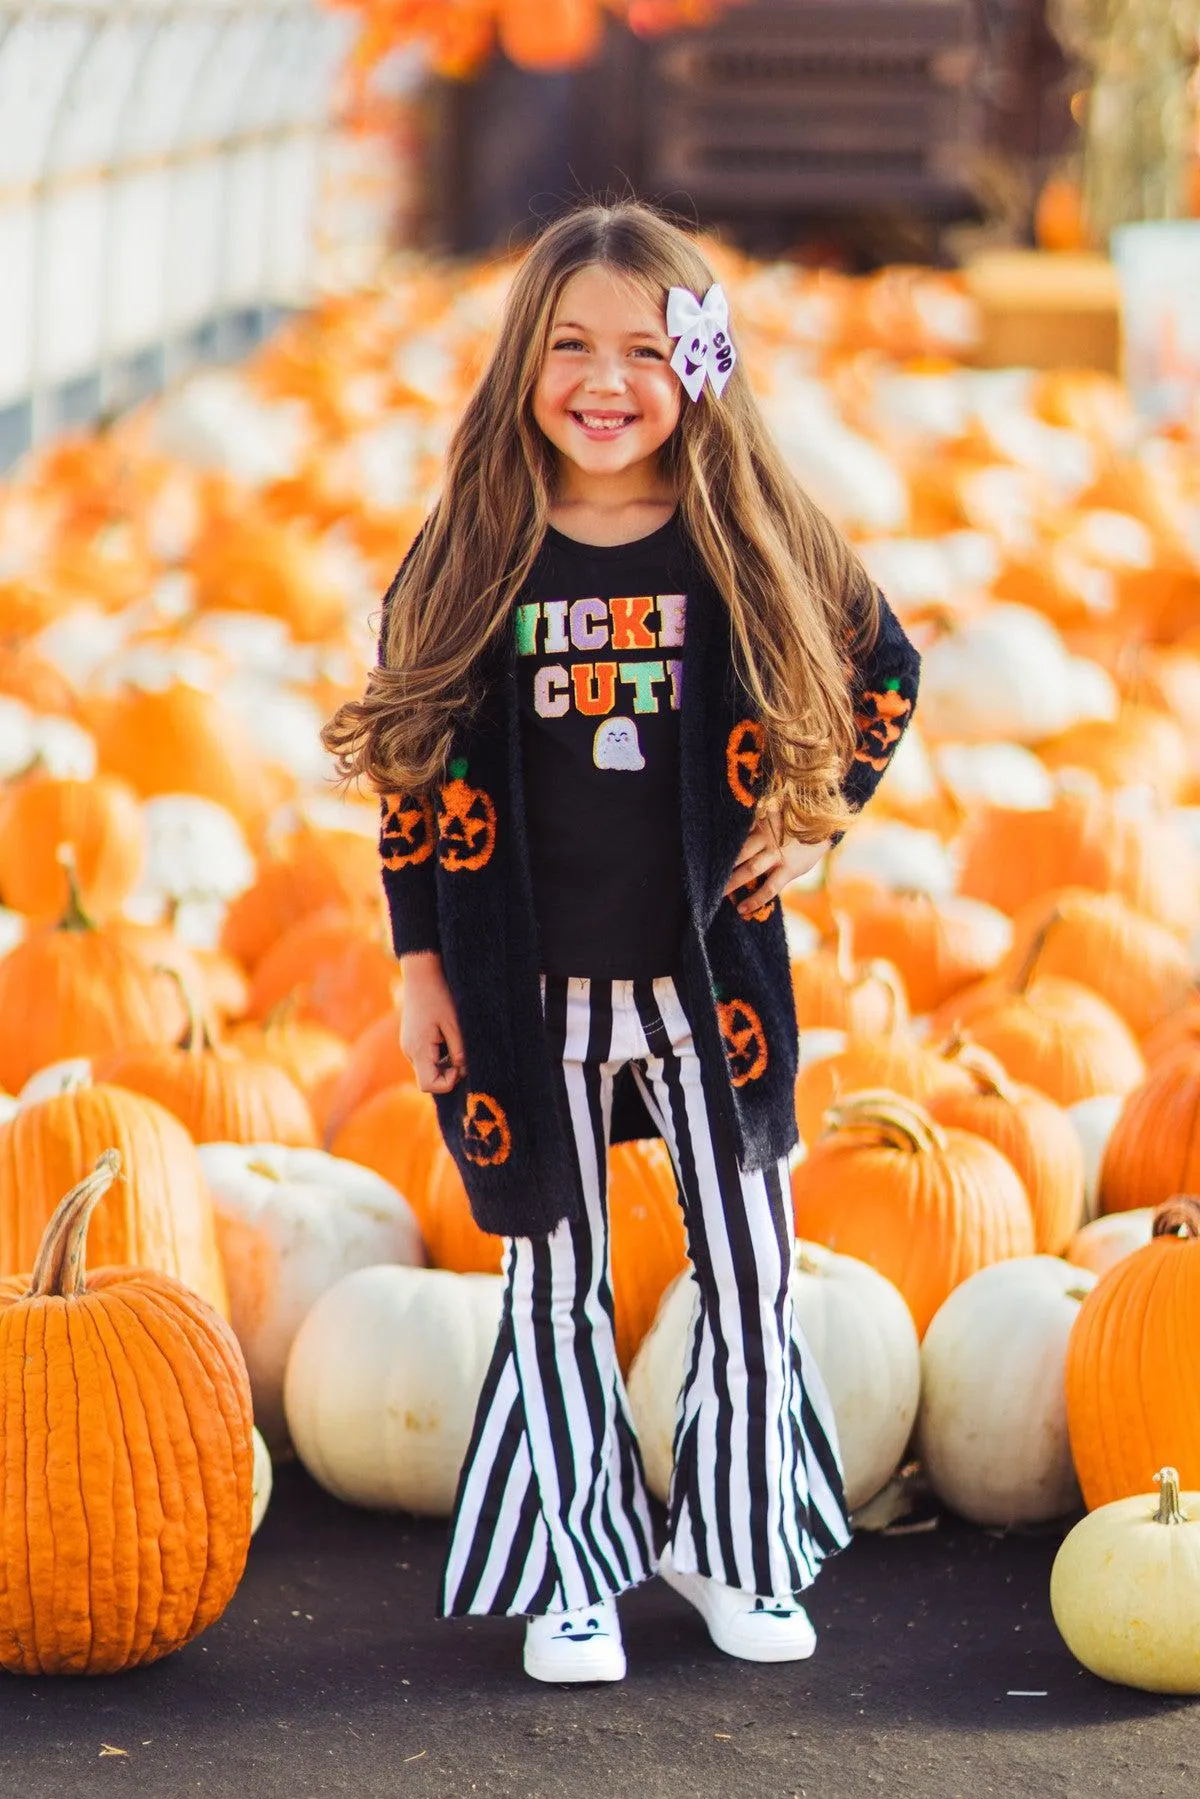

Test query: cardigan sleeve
[375,532,442,961]
[834,587,921,837]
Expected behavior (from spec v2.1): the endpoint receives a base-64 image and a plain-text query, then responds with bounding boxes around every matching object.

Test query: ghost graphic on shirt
[593,716,645,772]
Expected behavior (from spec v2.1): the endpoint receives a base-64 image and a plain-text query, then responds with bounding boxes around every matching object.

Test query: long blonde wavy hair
[323,201,878,844]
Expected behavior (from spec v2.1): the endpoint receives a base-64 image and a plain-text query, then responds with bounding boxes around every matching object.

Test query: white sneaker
[523,1598,626,1684]
[659,1544,817,1663]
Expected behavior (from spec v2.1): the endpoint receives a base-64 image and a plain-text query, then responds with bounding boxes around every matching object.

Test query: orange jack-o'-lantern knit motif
[716,997,769,1087]
[725,720,766,808]
[438,760,498,873]
[380,792,435,870]
[853,679,912,773]
[462,1090,513,1166]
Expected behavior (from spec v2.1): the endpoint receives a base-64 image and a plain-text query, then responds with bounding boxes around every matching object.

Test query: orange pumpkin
[789,912,908,1035]
[226,1009,350,1112]
[828,889,1010,1017]
[0,773,145,920]
[0,879,187,1093]
[0,640,78,715]
[96,987,318,1149]
[497,0,605,70]
[422,1145,507,1273]
[436,760,497,872]
[247,904,400,1041]
[0,1082,229,1317]
[794,1026,972,1147]
[1066,1197,1200,1507]
[933,920,1146,1107]
[220,831,383,972]
[329,1082,445,1216]
[1141,995,1200,1066]
[608,1139,688,1372]
[790,1091,1035,1336]
[930,1037,1085,1255]
[1000,890,1192,1041]
[319,1010,412,1146]
[189,510,347,643]
[85,683,273,835]
[0,1151,253,1674]
[1035,706,1191,806]
[1097,1048,1200,1215]
[957,783,1200,939]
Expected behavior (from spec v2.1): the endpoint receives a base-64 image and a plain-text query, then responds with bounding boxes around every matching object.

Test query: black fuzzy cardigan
[378,539,920,1239]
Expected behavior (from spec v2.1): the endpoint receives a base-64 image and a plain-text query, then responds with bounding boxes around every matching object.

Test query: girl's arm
[836,587,921,824]
[725,588,920,916]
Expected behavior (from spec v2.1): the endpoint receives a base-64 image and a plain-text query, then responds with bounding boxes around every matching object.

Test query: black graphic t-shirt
[516,515,690,979]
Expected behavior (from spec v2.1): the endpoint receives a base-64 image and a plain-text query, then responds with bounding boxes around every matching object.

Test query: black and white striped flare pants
[439,974,850,1617]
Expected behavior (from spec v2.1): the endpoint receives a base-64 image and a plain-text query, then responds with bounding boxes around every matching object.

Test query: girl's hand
[400,951,467,1093]
[725,817,832,919]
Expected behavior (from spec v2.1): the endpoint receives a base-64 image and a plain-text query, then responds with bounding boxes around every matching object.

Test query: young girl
[323,201,920,1685]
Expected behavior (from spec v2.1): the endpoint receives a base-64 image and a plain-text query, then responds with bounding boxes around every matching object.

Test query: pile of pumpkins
[0,242,1199,1686]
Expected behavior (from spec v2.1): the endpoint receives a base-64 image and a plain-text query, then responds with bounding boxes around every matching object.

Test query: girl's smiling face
[532,266,682,495]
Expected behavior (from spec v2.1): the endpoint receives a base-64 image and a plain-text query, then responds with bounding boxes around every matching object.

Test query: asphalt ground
[2,1462,1196,1799]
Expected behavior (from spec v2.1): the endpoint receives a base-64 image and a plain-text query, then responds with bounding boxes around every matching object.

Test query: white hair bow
[666,284,737,402]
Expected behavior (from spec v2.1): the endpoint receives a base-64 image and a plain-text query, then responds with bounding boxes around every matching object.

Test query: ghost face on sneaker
[524,1598,626,1684]
[532,267,682,508]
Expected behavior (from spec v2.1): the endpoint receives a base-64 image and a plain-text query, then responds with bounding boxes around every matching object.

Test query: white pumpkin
[136,793,255,904]
[197,1142,426,1448]
[251,1426,273,1535]
[917,604,1110,744]
[17,1058,93,1108]
[916,1256,1096,1525]
[1066,1208,1156,1278]
[830,823,955,898]
[283,1264,505,1516]
[1067,1094,1125,1220]
[1051,1468,1200,1693]
[934,741,1054,812]
[627,1241,921,1515]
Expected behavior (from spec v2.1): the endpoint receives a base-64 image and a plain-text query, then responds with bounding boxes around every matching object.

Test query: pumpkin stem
[821,1090,947,1155]
[868,960,906,1035]
[830,909,856,983]
[794,1248,823,1278]
[1011,907,1062,997]
[1154,1467,1188,1525]
[936,1031,1016,1102]
[55,843,95,933]
[1151,1196,1200,1240]
[156,962,212,1055]
[27,1150,123,1300]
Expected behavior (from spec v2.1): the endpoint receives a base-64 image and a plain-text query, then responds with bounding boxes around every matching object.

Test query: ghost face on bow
[532,267,682,493]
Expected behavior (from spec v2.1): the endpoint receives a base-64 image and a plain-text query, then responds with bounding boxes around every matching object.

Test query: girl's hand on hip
[400,952,467,1093]
[725,818,832,919]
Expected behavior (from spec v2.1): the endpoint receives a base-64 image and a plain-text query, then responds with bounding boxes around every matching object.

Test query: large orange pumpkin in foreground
[0,1151,254,1673]
[1066,1197,1200,1508]
[791,1091,1035,1336]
